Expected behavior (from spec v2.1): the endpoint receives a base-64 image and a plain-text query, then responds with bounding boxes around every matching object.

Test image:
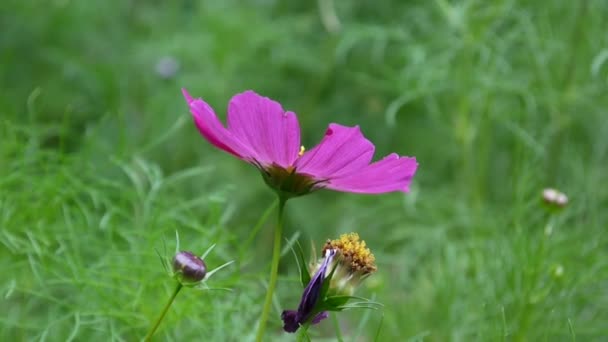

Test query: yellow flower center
[323,233,377,274]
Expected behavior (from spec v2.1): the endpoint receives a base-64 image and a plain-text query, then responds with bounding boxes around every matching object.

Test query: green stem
[296,321,311,342]
[332,313,344,342]
[241,198,279,260]
[515,216,553,341]
[144,282,183,341]
[255,196,288,342]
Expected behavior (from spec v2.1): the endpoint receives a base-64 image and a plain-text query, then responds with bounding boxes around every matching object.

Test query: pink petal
[182,89,253,159]
[295,124,374,179]
[226,91,301,168]
[326,154,418,194]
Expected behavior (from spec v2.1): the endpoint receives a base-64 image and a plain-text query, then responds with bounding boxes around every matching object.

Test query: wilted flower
[542,188,568,208]
[320,233,377,295]
[183,90,418,198]
[281,233,377,333]
[173,251,207,284]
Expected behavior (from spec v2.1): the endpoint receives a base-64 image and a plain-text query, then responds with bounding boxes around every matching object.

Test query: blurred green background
[1,0,607,340]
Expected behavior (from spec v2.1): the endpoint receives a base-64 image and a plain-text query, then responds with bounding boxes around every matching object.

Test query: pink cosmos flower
[183,89,418,197]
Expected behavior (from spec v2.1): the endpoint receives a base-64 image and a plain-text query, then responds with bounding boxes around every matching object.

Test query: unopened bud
[173,251,207,283]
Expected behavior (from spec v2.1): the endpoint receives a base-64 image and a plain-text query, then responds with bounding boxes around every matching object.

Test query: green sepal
[291,240,311,287]
[323,295,351,308]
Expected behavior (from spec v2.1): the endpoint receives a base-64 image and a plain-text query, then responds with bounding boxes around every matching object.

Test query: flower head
[281,233,378,333]
[183,89,418,198]
[321,233,377,295]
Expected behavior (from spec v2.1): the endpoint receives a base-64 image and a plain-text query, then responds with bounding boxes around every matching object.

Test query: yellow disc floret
[323,233,377,275]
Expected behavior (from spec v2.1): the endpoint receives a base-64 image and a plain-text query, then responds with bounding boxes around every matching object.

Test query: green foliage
[1,0,607,340]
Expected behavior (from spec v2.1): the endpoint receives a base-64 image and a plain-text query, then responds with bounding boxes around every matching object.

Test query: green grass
[1,0,607,340]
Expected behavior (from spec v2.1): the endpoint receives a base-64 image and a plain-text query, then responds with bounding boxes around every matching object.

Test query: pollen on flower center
[322,233,377,274]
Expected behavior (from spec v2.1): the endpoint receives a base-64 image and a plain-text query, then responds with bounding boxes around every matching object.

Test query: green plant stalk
[332,313,344,342]
[515,216,555,341]
[241,198,279,259]
[296,321,312,342]
[255,196,288,342]
[144,282,183,341]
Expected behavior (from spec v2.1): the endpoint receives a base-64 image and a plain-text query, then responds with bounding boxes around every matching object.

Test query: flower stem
[255,196,288,342]
[144,282,183,341]
[296,321,312,342]
[515,215,554,341]
[332,313,344,342]
[241,198,279,260]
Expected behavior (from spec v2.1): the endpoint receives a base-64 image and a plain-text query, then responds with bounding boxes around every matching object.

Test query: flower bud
[173,251,207,283]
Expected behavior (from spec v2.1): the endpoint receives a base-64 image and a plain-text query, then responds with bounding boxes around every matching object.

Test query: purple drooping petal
[281,250,336,333]
[182,89,254,159]
[227,91,301,168]
[327,154,418,193]
[295,124,374,180]
[280,310,300,333]
[281,310,329,333]
[297,250,333,317]
[311,311,328,324]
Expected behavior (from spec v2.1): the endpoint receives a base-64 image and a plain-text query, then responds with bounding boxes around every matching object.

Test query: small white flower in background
[542,188,568,208]
[155,56,180,79]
